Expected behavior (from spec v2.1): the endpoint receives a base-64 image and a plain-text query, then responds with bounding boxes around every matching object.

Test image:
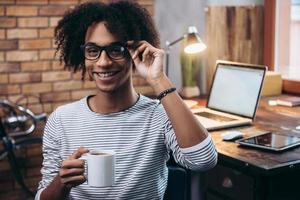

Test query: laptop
[191,60,267,131]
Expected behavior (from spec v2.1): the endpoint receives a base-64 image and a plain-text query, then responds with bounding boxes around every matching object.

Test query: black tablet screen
[241,132,300,149]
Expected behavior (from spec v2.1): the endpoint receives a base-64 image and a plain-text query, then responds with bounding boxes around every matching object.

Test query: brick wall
[0,0,154,199]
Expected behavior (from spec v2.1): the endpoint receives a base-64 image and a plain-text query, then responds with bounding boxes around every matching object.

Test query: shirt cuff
[35,188,45,200]
[180,134,213,154]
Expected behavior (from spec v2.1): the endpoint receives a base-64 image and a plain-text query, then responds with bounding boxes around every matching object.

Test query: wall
[155,0,207,93]
[155,0,264,94]
[0,0,154,116]
[0,0,153,198]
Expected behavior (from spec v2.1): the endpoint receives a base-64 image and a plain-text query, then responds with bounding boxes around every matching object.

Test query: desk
[196,97,300,200]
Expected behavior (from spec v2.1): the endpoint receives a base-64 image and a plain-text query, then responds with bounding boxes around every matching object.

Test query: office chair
[164,155,190,200]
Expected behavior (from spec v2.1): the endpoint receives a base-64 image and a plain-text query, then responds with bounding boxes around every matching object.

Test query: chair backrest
[164,166,189,200]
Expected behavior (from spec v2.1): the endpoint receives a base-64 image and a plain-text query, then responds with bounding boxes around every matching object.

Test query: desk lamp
[165,26,206,97]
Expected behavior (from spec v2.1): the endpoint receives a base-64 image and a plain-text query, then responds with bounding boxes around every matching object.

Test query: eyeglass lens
[83,43,127,60]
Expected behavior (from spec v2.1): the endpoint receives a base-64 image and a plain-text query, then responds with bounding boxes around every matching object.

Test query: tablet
[236,132,300,152]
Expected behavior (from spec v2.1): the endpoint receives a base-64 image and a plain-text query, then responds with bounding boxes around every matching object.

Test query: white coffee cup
[81,150,115,187]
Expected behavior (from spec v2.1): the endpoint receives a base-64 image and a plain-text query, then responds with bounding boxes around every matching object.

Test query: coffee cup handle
[79,154,88,181]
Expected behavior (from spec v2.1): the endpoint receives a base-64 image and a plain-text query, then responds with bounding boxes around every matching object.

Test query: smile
[93,71,120,78]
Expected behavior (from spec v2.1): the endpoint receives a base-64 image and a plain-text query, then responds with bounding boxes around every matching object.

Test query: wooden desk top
[193,96,300,175]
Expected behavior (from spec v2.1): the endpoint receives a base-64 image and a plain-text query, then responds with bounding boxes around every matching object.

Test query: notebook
[191,60,267,131]
[276,96,300,107]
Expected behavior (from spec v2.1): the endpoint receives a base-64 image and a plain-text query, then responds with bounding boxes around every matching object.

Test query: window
[264,0,300,94]
[275,0,300,81]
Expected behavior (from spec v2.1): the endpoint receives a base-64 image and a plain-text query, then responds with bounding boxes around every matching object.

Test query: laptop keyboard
[195,111,236,122]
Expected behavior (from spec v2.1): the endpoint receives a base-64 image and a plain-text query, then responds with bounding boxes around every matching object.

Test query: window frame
[264,0,300,95]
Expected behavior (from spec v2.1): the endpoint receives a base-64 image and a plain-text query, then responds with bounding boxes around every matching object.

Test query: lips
[92,71,120,82]
[93,71,119,78]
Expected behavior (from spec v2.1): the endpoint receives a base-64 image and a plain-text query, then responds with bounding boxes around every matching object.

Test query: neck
[88,83,138,114]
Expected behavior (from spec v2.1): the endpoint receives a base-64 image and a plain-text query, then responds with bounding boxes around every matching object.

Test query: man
[36,1,217,199]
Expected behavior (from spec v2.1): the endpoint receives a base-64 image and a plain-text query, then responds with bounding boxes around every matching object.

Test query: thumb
[69,147,89,159]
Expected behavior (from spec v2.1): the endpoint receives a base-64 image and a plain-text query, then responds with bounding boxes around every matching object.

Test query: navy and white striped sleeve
[35,109,63,199]
[163,118,218,171]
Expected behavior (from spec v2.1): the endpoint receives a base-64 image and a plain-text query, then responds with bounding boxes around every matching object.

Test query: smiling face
[84,22,133,94]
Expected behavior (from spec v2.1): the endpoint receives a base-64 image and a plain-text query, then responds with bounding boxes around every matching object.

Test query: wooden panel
[264,0,276,70]
[205,6,264,90]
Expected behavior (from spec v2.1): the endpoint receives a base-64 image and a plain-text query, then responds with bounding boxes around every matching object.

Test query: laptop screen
[207,62,266,118]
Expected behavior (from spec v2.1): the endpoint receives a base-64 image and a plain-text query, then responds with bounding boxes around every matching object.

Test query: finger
[60,168,85,178]
[128,48,142,66]
[126,40,136,46]
[142,47,151,62]
[61,175,86,185]
[127,40,148,46]
[132,43,148,60]
[137,44,158,58]
[62,159,85,169]
[69,147,89,159]
[127,40,134,45]
[131,51,141,66]
[128,40,155,52]
[153,49,165,58]
[135,43,147,54]
[126,40,140,50]
[135,40,150,46]
[137,41,157,51]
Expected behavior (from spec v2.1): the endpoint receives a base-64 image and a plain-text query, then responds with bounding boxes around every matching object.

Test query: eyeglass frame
[80,42,132,61]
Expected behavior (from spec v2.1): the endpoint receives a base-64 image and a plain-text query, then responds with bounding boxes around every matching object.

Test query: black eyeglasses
[80,42,129,61]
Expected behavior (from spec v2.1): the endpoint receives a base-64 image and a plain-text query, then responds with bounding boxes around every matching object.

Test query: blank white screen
[208,64,265,118]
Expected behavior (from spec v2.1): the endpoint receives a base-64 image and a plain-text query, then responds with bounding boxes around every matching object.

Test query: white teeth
[95,72,116,78]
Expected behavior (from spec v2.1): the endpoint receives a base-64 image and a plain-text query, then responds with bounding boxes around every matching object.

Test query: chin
[95,85,118,93]
[95,76,132,94]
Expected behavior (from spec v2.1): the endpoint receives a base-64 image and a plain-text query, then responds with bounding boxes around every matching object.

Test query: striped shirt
[36,95,217,200]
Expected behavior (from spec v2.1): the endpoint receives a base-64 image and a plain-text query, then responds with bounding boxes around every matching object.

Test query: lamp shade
[184,26,207,54]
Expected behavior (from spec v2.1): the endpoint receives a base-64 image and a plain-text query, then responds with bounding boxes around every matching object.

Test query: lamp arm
[165,35,186,48]
[165,50,170,77]
[165,34,187,77]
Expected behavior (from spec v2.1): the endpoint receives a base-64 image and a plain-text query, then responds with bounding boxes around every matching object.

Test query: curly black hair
[54,0,160,80]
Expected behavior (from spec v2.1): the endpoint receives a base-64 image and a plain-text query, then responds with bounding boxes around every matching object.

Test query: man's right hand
[59,147,89,189]
[40,147,89,200]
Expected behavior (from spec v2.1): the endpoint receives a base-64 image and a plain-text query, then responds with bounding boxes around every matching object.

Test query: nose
[95,50,113,67]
